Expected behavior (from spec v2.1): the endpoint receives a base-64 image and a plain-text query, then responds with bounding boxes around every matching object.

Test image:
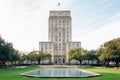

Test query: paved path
[39,65,81,68]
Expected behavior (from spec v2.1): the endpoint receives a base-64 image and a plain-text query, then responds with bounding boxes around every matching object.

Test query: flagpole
[58,2,60,11]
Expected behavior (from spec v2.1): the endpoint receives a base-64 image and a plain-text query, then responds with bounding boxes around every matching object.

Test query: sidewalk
[39,65,81,68]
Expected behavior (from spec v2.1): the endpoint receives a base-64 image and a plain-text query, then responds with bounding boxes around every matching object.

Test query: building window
[63,28,65,31]
[55,47,57,50]
[55,44,57,50]
[41,44,43,48]
[45,44,47,50]
[63,39,65,42]
[59,20,61,23]
[49,46,51,49]
[67,31,69,34]
[59,33,61,37]
[63,20,65,23]
[77,44,79,47]
[69,44,71,48]
[67,35,69,38]
[67,39,69,41]
[59,44,61,50]
[55,37,57,41]
[59,39,61,41]
[51,35,53,37]
[67,20,69,23]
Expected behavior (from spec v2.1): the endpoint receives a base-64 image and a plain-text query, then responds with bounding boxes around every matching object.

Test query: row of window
[40,44,53,50]
[50,20,70,24]
[50,33,70,37]
[50,25,70,29]
[54,38,70,42]
[41,49,52,54]
[68,44,80,48]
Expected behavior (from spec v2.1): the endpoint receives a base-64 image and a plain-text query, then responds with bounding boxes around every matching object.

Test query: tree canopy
[68,48,83,64]
[0,36,20,65]
[98,38,120,67]
[27,50,52,64]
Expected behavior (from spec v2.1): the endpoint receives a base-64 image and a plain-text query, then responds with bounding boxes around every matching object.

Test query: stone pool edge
[77,69,101,77]
[20,68,102,78]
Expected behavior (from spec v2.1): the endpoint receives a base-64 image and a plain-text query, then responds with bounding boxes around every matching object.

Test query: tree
[98,38,120,67]
[35,50,52,64]
[0,36,20,66]
[27,51,38,64]
[44,52,52,63]
[36,50,44,64]
[83,50,99,65]
[68,48,83,64]
[26,50,52,64]
[10,49,20,65]
[68,49,76,60]
[19,53,28,64]
[0,37,13,65]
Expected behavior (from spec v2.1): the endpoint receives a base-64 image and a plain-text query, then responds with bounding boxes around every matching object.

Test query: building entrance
[55,55,66,65]
[56,57,65,65]
[57,58,62,64]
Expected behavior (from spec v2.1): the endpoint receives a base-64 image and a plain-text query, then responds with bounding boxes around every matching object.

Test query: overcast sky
[0,0,120,52]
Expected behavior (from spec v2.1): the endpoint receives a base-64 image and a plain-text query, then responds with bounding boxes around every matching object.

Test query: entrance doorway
[57,58,62,64]
[63,58,65,64]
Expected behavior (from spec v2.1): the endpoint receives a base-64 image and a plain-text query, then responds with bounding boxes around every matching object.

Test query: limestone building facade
[39,10,81,64]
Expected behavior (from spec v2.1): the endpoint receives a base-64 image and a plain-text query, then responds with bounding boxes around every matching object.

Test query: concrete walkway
[39,65,81,68]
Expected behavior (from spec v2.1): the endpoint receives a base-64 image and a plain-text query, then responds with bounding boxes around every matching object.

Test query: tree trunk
[92,60,94,65]
[88,60,89,64]
[96,60,100,65]
[103,61,106,66]
[49,58,51,64]
[106,61,110,67]
[2,61,6,65]
[38,59,41,64]
[115,61,119,68]
[69,59,70,65]
[79,60,82,65]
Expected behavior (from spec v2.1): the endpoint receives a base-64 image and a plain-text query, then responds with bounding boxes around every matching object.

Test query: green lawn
[0,65,120,80]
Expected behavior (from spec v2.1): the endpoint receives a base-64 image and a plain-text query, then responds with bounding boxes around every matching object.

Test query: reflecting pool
[21,68,101,77]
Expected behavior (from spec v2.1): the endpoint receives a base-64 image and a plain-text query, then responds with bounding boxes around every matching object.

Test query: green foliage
[68,49,76,60]
[10,50,20,62]
[68,48,83,64]
[27,50,52,64]
[83,50,97,60]
[27,51,38,61]
[0,36,20,65]
[19,54,27,61]
[68,48,100,65]
[99,38,120,60]
[98,38,120,67]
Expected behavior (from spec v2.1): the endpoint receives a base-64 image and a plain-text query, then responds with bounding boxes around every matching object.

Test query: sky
[0,0,120,52]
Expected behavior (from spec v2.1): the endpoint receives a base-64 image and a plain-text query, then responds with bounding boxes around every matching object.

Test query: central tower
[39,10,81,65]
[49,11,71,64]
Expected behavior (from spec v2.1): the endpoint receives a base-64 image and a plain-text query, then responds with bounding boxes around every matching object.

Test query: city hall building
[39,10,81,64]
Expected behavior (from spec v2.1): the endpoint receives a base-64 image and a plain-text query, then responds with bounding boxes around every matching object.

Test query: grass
[0,65,120,80]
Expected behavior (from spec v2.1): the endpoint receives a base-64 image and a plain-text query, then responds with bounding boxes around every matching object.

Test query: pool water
[21,68,101,77]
